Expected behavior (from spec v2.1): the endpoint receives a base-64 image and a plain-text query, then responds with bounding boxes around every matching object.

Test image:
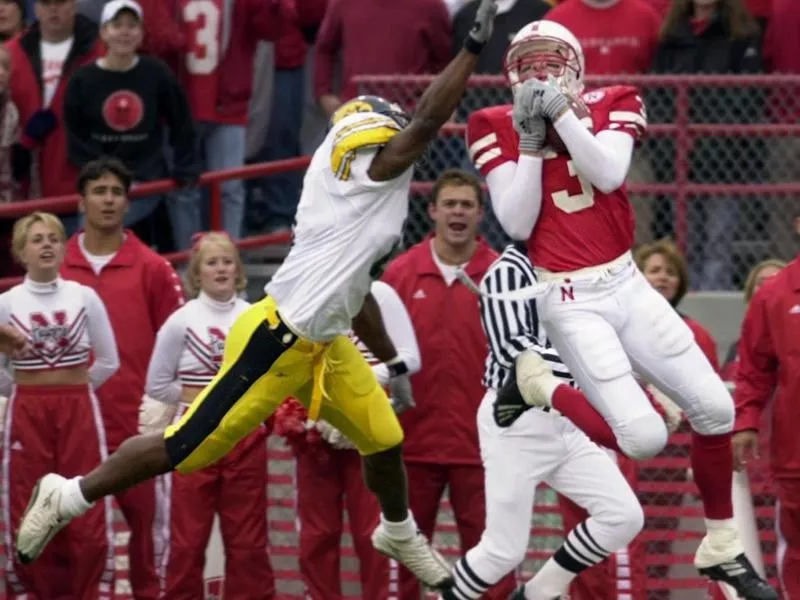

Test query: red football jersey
[467,85,647,272]
[177,0,228,123]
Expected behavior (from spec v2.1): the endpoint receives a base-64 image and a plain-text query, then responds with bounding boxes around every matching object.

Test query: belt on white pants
[535,250,634,284]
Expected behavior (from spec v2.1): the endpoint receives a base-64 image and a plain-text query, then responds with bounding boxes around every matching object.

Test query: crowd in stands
[0,0,798,597]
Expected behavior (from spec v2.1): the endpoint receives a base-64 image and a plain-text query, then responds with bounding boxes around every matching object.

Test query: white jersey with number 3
[266,112,413,342]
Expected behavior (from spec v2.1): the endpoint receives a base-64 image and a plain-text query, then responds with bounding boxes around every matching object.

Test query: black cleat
[698,553,778,600]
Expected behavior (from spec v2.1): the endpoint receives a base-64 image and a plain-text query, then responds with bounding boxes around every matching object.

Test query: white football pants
[459,390,643,587]
[537,251,734,459]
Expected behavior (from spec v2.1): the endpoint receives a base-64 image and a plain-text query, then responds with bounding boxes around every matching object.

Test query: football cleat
[697,553,777,600]
[16,474,71,564]
[372,524,453,591]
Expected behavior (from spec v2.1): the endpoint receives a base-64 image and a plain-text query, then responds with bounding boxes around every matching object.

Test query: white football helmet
[504,20,585,99]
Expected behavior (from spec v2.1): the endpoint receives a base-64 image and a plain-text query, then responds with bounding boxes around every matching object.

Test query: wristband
[386,356,409,377]
[463,35,485,55]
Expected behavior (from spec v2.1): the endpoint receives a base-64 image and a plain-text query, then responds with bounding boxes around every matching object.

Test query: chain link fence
[356,74,800,291]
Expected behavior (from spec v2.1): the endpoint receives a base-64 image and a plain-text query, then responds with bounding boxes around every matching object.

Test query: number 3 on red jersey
[552,160,595,213]
[183,0,221,75]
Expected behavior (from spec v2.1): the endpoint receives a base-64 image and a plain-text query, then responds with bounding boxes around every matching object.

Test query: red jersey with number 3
[467,85,647,272]
[178,0,228,123]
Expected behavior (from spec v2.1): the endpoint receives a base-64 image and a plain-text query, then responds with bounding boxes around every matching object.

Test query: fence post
[674,82,690,256]
[209,180,223,231]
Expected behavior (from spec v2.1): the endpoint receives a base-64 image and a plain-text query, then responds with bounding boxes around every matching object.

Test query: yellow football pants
[164,295,404,473]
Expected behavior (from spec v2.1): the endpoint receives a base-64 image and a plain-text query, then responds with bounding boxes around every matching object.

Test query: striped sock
[524,521,612,599]
[446,556,495,600]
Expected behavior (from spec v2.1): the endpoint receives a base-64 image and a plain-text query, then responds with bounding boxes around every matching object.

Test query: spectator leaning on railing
[7,0,104,202]
[59,156,185,600]
[63,0,198,235]
[135,0,296,250]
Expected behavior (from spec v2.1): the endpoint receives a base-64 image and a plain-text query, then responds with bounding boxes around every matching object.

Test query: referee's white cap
[100,0,143,26]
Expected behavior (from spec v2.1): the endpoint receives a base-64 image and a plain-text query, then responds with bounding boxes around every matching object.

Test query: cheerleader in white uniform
[142,232,274,599]
[0,212,118,599]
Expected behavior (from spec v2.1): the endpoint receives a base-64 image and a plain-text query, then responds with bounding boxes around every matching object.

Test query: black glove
[24,109,57,143]
[493,365,532,428]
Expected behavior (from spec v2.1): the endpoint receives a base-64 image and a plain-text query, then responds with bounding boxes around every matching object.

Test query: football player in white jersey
[15,0,501,592]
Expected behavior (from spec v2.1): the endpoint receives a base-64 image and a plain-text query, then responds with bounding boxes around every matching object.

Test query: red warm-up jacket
[7,15,104,198]
[60,232,185,450]
[382,237,498,465]
[276,0,327,70]
[734,257,800,478]
[138,0,296,123]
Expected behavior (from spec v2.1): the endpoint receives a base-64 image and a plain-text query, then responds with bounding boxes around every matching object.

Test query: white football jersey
[266,112,413,341]
[145,292,251,405]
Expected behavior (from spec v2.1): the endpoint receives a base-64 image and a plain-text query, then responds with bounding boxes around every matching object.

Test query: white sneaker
[16,474,71,564]
[372,524,452,590]
[516,350,561,408]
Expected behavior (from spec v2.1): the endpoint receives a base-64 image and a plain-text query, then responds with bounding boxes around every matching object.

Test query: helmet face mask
[504,21,585,99]
[329,95,411,130]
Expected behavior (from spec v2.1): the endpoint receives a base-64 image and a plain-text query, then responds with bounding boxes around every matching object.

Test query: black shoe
[698,553,778,599]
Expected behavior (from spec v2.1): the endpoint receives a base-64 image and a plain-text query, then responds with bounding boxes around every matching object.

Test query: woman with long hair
[0,211,118,599]
[143,231,274,599]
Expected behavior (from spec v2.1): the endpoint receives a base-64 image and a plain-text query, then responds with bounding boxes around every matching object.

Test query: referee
[442,242,644,600]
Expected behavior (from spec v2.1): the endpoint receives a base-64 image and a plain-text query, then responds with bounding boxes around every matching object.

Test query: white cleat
[16,474,71,564]
[515,349,561,408]
[372,524,453,590]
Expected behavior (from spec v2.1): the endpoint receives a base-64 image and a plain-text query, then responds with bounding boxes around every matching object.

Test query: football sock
[551,385,622,454]
[691,431,734,520]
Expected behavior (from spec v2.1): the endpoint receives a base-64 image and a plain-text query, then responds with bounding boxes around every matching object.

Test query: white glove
[386,357,416,415]
[138,394,179,436]
[646,384,684,434]
[517,76,571,123]
[315,420,356,450]
[0,395,7,439]
[466,0,498,47]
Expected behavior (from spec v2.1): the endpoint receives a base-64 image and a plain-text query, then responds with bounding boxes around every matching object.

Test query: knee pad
[616,412,668,460]
[682,374,734,436]
[479,533,529,577]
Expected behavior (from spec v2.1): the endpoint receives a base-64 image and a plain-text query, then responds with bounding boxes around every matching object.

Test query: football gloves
[138,395,178,436]
[468,0,498,47]
[387,357,416,415]
[516,76,571,124]
[316,420,356,450]
[493,365,532,428]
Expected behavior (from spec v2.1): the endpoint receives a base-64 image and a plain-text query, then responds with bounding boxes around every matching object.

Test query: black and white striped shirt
[479,245,574,390]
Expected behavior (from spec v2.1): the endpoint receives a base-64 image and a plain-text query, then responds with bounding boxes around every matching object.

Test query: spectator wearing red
[0,211,118,599]
[248,0,327,235]
[143,232,273,600]
[136,0,295,249]
[733,241,800,598]
[60,157,185,600]
[0,45,23,278]
[276,279,419,600]
[382,169,516,600]
[314,0,452,117]
[545,0,661,74]
[7,0,104,201]
[721,258,785,382]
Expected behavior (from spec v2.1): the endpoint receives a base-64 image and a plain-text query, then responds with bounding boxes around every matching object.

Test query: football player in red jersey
[466,20,777,600]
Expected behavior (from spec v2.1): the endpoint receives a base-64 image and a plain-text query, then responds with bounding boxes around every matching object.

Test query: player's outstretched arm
[367,0,498,182]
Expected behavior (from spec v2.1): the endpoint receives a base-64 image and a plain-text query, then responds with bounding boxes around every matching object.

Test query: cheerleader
[0,211,118,599]
[274,279,421,599]
[142,232,274,599]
